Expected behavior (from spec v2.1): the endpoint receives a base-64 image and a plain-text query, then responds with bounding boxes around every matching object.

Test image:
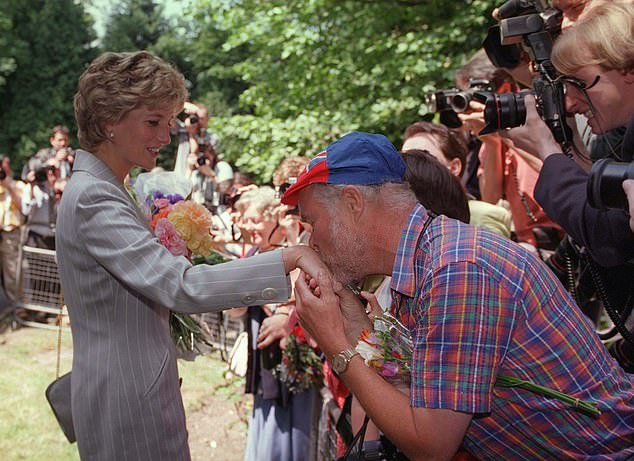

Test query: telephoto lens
[587,158,634,211]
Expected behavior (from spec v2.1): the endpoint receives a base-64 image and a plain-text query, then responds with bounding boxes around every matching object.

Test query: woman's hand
[257,312,290,349]
[282,245,329,280]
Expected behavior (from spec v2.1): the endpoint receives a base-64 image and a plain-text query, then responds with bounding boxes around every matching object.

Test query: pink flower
[154,198,171,209]
[379,361,400,378]
[155,218,189,257]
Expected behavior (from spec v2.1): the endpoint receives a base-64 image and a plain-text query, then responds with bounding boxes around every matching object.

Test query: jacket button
[262,288,277,300]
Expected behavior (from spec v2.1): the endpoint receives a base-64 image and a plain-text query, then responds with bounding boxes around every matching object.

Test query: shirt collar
[390,203,430,297]
[72,149,122,188]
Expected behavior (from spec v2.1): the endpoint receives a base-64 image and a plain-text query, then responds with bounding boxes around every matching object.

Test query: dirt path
[187,393,249,461]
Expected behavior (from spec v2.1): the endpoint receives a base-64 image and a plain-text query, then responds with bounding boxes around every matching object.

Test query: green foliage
[0,0,97,170]
[101,0,169,52]
[0,0,503,183]
[188,0,499,182]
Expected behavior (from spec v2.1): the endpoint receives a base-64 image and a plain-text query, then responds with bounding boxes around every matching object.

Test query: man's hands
[294,270,351,356]
[501,94,561,160]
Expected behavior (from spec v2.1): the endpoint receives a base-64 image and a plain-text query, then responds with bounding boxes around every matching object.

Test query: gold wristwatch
[331,348,359,375]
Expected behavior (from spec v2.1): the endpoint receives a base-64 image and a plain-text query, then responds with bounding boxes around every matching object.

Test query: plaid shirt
[390,204,634,460]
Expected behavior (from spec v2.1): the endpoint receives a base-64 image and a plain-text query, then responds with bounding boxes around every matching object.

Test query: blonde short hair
[74,51,188,151]
[552,1,634,74]
[235,186,280,219]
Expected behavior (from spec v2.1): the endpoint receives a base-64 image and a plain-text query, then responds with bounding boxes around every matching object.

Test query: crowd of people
[0,0,633,460]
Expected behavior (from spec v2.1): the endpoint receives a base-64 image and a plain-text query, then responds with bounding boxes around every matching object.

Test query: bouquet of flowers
[356,311,412,386]
[132,171,227,354]
[273,325,325,394]
[356,312,601,418]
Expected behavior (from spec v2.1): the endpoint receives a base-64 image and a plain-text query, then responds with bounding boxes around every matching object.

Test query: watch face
[332,354,346,374]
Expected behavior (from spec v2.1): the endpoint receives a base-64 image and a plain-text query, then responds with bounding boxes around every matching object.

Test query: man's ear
[340,185,365,222]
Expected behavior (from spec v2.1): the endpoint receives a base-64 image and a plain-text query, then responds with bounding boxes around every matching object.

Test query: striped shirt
[390,204,634,460]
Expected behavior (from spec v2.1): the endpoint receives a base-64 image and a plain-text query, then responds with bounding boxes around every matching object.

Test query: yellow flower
[168,201,215,257]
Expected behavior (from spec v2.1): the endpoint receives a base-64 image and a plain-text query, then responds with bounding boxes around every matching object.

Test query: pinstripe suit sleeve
[74,180,290,312]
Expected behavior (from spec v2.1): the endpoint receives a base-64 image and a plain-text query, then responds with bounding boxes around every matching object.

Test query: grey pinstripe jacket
[56,151,290,460]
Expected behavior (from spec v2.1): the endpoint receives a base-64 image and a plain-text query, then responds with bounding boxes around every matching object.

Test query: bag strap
[341,415,370,460]
[55,288,64,380]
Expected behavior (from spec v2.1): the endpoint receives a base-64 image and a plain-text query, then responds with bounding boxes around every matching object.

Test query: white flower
[355,341,380,365]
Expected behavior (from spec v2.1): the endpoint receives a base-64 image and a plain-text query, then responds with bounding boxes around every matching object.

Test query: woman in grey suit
[57,51,324,461]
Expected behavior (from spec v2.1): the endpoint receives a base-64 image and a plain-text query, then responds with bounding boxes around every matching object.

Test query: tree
[0,0,97,170]
[101,0,169,52]
[187,0,499,183]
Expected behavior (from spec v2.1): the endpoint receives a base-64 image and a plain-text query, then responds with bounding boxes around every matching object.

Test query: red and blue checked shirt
[390,204,634,460]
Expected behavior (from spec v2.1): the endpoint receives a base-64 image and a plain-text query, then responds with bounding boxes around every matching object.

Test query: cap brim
[281,160,330,206]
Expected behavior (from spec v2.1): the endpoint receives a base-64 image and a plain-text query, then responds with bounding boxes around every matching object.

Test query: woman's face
[565,65,634,134]
[106,106,174,177]
[242,206,278,250]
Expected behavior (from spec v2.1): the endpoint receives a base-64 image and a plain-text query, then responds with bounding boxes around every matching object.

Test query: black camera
[188,114,199,125]
[425,79,493,114]
[478,0,573,151]
[587,158,634,211]
[0,169,6,181]
[425,79,494,129]
[34,167,48,183]
[197,153,206,166]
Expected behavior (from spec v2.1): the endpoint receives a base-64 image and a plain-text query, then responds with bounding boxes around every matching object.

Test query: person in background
[0,156,25,304]
[21,161,57,250]
[189,141,234,215]
[56,50,325,461]
[21,125,71,181]
[230,186,321,461]
[456,50,564,255]
[503,1,634,372]
[402,121,512,238]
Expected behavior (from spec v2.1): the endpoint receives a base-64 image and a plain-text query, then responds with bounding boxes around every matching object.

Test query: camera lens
[189,115,199,125]
[197,153,206,166]
[587,158,634,210]
[451,92,473,113]
[0,170,6,181]
[477,91,527,135]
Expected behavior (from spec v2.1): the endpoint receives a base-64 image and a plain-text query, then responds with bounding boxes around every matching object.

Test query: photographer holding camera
[0,156,25,304]
[499,1,634,372]
[21,158,58,250]
[502,1,634,266]
[189,141,234,215]
[183,101,218,157]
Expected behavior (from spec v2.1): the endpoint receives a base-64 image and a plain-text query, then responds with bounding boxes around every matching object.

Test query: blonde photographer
[502,1,634,268]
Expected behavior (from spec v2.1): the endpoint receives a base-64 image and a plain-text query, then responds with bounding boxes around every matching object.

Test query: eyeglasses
[562,74,601,91]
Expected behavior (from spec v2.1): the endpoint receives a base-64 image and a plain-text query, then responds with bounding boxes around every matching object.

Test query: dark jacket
[534,118,634,267]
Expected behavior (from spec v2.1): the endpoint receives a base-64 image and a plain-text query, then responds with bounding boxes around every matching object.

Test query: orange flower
[150,208,172,230]
[168,201,215,257]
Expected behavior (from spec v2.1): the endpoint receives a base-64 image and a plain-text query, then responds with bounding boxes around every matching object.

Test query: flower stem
[495,375,601,418]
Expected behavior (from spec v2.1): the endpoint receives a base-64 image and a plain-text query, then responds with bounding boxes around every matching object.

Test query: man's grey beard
[320,213,368,286]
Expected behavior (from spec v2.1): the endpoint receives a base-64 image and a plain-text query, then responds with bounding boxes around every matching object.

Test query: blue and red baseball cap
[281,132,406,206]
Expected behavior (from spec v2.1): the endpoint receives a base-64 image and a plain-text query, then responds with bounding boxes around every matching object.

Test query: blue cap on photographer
[281,132,406,206]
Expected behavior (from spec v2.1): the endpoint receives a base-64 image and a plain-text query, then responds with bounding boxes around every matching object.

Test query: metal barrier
[13,245,68,332]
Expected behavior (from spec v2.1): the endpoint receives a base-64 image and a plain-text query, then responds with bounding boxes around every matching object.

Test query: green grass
[0,323,247,461]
